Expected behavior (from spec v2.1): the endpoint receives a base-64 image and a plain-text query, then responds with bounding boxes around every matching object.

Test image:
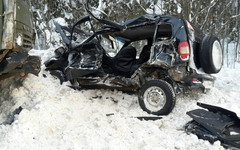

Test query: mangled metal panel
[185,103,240,149]
[149,39,182,69]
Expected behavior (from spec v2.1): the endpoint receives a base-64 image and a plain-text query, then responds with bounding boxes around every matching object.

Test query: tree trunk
[237,29,240,62]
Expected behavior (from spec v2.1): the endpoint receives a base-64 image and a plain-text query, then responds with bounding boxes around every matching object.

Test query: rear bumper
[183,73,215,88]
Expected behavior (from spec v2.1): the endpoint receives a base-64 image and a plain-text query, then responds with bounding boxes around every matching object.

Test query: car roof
[103,14,183,42]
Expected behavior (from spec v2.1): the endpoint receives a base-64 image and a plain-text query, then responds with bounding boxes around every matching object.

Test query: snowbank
[0,49,239,149]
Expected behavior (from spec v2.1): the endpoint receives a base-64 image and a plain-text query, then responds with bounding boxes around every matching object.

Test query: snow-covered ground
[0,48,240,150]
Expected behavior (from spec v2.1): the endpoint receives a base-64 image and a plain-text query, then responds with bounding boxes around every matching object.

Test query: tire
[138,80,176,115]
[199,35,223,74]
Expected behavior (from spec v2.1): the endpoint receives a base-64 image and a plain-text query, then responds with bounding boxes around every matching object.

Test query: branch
[191,1,214,22]
[200,0,217,30]
[231,14,240,19]
[218,0,235,19]
[91,6,108,16]
[136,0,148,14]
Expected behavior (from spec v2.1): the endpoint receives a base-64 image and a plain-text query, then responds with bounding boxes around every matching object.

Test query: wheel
[199,35,223,74]
[138,80,176,115]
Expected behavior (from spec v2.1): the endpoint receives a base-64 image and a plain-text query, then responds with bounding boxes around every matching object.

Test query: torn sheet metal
[149,39,183,69]
[185,102,240,149]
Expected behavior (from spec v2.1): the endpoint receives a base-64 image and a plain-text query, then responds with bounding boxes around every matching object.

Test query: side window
[156,24,173,41]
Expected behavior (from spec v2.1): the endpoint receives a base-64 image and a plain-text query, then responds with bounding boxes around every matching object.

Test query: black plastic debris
[185,102,240,149]
[135,116,162,121]
[106,113,162,121]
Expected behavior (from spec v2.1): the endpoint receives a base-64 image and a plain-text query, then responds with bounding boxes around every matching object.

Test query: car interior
[101,38,153,77]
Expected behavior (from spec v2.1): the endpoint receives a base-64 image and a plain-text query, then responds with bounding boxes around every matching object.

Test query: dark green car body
[0,0,40,81]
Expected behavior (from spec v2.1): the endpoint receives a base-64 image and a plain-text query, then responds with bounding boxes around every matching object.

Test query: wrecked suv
[45,8,223,115]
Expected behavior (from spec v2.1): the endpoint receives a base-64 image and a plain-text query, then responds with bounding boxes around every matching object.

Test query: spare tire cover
[199,35,223,74]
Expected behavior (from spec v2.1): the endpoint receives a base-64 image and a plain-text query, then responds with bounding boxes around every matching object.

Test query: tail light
[178,41,190,61]
[192,78,201,84]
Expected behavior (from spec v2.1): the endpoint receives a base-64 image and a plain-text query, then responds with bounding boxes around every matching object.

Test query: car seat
[130,45,152,74]
[112,46,137,77]
[137,45,151,64]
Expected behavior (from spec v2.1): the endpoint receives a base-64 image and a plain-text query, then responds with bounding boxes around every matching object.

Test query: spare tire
[199,36,223,74]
